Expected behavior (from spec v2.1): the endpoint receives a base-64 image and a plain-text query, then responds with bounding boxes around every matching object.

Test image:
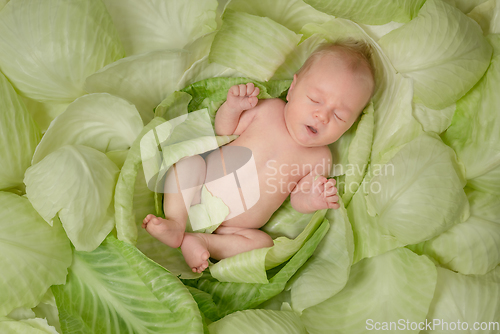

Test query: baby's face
[284,53,374,147]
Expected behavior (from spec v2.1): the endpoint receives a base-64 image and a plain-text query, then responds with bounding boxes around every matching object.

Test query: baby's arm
[215,83,260,136]
[290,173,340,213]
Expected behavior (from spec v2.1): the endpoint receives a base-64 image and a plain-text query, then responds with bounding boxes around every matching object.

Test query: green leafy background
[0,0,499,333]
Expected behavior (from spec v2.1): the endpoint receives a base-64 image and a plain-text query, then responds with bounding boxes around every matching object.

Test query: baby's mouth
[307,125,318,134]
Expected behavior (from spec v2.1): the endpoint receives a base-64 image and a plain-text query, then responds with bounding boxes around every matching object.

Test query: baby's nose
[314,109,329,123]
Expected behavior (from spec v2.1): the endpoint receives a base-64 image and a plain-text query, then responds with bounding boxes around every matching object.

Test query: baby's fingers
[240,83,250,96]
[229,85,238,96]
[241,83,257,96]
[228,84,247,97]
[249,84,260,97]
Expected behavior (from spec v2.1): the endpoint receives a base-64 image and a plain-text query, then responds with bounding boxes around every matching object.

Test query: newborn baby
[143,41,375,273]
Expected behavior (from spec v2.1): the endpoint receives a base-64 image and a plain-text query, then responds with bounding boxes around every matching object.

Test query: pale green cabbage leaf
[378,0,492,110]
[272,34,327,80]
[209,10,301,81]
[25,145,119,251]
[421,266,500,334]
[208,309,307,334]
[20,98,71,134]
[302,0,426,25]
[0,72,41,191]
[342,103,374,205]
[441,34,500,195]
[443,0,489,13]
[0,192,71,317]
[366,134,469,245]
[357,21,405,41]
[32,93,143,165]
[468,0,500,34]
[0,0,8,11]
[224,0,331,33]
[0,318,59,334]
[187,185,229,233]
[347,185,405,263]
[0,0,124,103]
[347,134,469,263]
[85,50,193,123]
[412,103,456,134]
[102,0,217,56]
[262,198,314,239]
[301,248,437,334]
[409,188,500,275]
[289,199,354,312]
[52,235,204,334]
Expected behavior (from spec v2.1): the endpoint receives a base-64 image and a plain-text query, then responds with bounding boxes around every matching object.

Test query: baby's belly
[203,146,286,229]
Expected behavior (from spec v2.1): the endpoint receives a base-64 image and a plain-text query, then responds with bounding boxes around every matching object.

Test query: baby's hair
[297,39,375,86]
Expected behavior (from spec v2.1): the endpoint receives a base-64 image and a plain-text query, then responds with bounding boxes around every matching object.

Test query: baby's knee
[249,229,274,248]
[259,231,274,248]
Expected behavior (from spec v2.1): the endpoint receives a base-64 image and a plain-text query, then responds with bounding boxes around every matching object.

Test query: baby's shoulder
[254,98,286,123]
[257,98,286,112]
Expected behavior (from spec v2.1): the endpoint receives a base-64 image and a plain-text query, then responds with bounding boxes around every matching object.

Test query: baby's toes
[200,260,209,271]
[143,214,155,223]
[142,215,154,228]
[193,263,207,273]
[150,217,163,225]
[326,195,339,206]
[330,202,341,209]
[201,261,209,272]
[325,184,337,196]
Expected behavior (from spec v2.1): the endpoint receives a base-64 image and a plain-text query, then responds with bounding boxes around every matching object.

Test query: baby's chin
[292,138,331,148]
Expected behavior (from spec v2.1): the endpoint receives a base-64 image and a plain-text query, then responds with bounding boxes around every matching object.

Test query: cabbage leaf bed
[0,0,499,333]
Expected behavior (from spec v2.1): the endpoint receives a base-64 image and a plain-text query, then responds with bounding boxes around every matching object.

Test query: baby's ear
[286,74,298,101]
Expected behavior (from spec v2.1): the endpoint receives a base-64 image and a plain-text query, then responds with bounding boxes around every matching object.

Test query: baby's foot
[181,233,210,273]
[142,214,184,248]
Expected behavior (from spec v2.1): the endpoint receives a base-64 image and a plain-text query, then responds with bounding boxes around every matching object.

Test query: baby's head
[284,40,375,147]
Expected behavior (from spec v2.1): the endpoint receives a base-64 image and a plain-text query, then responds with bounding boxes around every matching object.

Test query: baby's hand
[226,83,260,111]
[310,176,340,210]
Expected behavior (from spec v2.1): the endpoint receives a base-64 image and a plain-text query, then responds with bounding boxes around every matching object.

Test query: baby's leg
[181,226,274,272]
[142,155,206,249]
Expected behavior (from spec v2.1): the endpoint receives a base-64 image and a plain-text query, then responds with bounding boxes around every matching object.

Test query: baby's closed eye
[308,96,319,103]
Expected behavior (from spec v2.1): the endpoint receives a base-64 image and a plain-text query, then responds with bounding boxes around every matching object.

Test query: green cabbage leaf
[0,192,71,317]
[0,0,124,104]
[302,0,426,25]
[422,266,500,334]
[102,0,218,56]
[25,145,119,251]
[52,235,204,333]
[32,93,143,165]
[301,248,437,334]
[378,0,492,109]
[0,72,41,192]
[441,34,500,195]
